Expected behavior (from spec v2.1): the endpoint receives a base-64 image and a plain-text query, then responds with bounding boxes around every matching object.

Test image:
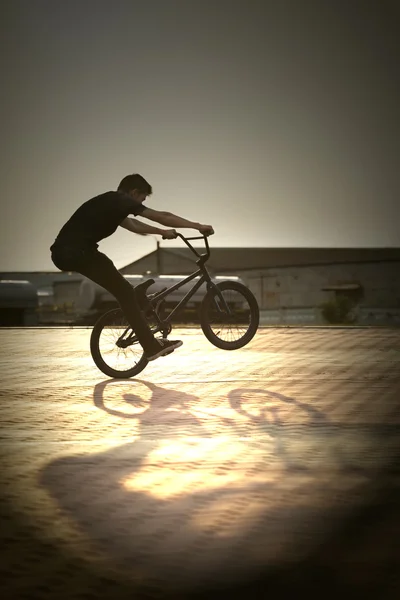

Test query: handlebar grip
[176,233,213,241]
[162,232,180,240]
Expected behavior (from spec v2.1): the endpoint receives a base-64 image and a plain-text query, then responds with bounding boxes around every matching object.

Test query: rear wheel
[90,308,148,379]
[200,281,259,349]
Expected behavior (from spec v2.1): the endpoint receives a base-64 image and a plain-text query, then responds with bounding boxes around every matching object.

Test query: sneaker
[145,339,183,362]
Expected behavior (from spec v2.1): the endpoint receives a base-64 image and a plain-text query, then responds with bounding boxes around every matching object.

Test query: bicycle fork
[207,282,232,316]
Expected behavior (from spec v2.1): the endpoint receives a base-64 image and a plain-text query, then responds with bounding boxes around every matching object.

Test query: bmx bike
[90,233,259,378]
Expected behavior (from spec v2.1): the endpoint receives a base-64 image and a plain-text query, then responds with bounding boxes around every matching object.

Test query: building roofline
[119,247,400,272]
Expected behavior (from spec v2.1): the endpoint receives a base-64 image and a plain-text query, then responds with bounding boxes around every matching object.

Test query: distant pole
[156,240,161,274]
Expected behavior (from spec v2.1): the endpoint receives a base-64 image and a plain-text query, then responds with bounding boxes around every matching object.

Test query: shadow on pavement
[35,379,400,598]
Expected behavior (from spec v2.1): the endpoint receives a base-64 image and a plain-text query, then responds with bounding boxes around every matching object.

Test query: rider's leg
[51,246,160,352]
[77,251,161,352]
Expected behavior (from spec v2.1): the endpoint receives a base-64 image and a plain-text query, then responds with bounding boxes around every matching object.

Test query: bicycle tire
[90,308,148,379]
[200,281,259,349]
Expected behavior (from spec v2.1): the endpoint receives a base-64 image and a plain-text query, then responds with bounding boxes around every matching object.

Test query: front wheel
[90,308,148,378]
[200,281,259,349]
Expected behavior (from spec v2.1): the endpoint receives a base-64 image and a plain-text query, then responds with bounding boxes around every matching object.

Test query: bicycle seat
[134,278,155,295]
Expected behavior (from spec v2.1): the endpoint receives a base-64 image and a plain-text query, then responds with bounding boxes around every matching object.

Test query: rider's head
[117,174,152,203]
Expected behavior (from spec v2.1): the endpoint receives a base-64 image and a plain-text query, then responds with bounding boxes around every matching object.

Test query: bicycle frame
[118,233,232,345]
[151,268,211,322]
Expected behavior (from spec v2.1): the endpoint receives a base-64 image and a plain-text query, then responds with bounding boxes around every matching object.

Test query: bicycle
[90,233,260,378]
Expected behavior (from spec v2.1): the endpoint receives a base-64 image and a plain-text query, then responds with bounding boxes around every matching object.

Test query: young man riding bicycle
[50,174,214,361]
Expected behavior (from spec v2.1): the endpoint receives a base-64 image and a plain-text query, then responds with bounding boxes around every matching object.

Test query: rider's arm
[119,217,165,236]
[140,208,202,230]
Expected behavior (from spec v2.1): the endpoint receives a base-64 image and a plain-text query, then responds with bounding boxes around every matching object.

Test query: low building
[0,272,85,324]
[120,246,400,326]
[0,279,38,326]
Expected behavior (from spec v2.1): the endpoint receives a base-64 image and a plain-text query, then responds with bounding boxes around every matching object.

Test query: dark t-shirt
[51,191,147,250]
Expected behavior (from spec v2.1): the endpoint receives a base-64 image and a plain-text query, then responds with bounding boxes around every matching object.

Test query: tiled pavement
[0,326,400,599]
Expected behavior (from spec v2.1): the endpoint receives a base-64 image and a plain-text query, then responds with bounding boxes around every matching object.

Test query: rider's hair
[117,174,152,195]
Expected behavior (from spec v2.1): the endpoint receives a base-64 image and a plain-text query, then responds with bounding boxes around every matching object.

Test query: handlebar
[162,231,212,261]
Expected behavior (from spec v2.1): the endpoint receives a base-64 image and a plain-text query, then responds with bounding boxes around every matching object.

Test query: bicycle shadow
[38,380,388,596]
[227,387,331,472]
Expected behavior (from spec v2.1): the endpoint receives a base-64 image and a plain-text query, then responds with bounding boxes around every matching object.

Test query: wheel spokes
[98,316,143,373]
[207,288,252,343]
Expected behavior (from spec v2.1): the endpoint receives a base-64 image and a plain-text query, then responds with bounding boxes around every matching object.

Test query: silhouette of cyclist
[50,173,214,361]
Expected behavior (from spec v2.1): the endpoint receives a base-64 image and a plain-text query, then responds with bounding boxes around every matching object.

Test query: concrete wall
[237,261,400,325]
[239,262,400,309]
[258,306,400,326]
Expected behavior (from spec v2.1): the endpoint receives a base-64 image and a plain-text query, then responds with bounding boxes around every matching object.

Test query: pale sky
[1,0,398,271]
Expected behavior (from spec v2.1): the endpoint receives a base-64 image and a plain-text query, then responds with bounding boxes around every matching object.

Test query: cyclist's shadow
[40,376,210,483]
[37,381,370,593]
[38,379,212,574]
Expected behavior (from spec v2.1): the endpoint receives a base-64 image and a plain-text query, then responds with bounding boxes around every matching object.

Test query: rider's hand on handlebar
[198,224,214,236]
[161,229,178,240]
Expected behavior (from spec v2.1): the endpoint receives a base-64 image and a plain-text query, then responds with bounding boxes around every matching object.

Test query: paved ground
[0,326,400,599]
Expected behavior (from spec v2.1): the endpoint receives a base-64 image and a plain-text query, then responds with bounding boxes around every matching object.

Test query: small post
[156,241,161,274]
